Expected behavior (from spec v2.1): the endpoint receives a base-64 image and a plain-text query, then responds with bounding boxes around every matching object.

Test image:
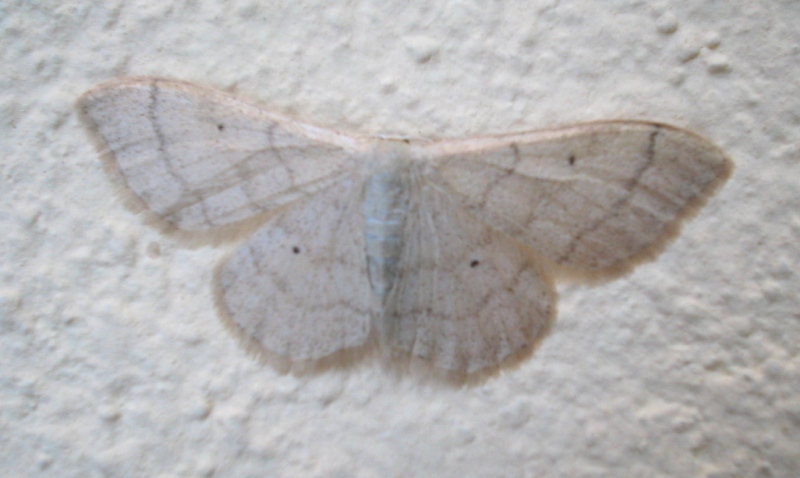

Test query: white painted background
[2,1,798,476]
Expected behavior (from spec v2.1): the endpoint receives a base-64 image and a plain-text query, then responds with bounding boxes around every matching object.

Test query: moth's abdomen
[363,170,410,299]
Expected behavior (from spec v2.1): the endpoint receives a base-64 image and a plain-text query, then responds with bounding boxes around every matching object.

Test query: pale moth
[79,78,732,381]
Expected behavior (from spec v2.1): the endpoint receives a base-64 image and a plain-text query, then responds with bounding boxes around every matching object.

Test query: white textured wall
[2,1,798,476]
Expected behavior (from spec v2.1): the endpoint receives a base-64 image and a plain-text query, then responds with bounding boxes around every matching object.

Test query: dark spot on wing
[568,154,576,166]
[217,124,225,131]
[470,259,480,268]
[292,246,301,254]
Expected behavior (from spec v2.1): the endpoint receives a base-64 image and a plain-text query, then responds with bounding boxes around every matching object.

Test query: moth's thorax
[362,142,419,300]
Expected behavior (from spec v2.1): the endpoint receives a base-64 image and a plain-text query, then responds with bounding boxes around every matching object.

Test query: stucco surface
[1,1,798,477]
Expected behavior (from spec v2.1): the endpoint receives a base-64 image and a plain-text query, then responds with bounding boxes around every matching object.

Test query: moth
[79,78,732,380]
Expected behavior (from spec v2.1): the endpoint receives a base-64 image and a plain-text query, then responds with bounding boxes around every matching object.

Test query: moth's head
[370,136,428,167]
